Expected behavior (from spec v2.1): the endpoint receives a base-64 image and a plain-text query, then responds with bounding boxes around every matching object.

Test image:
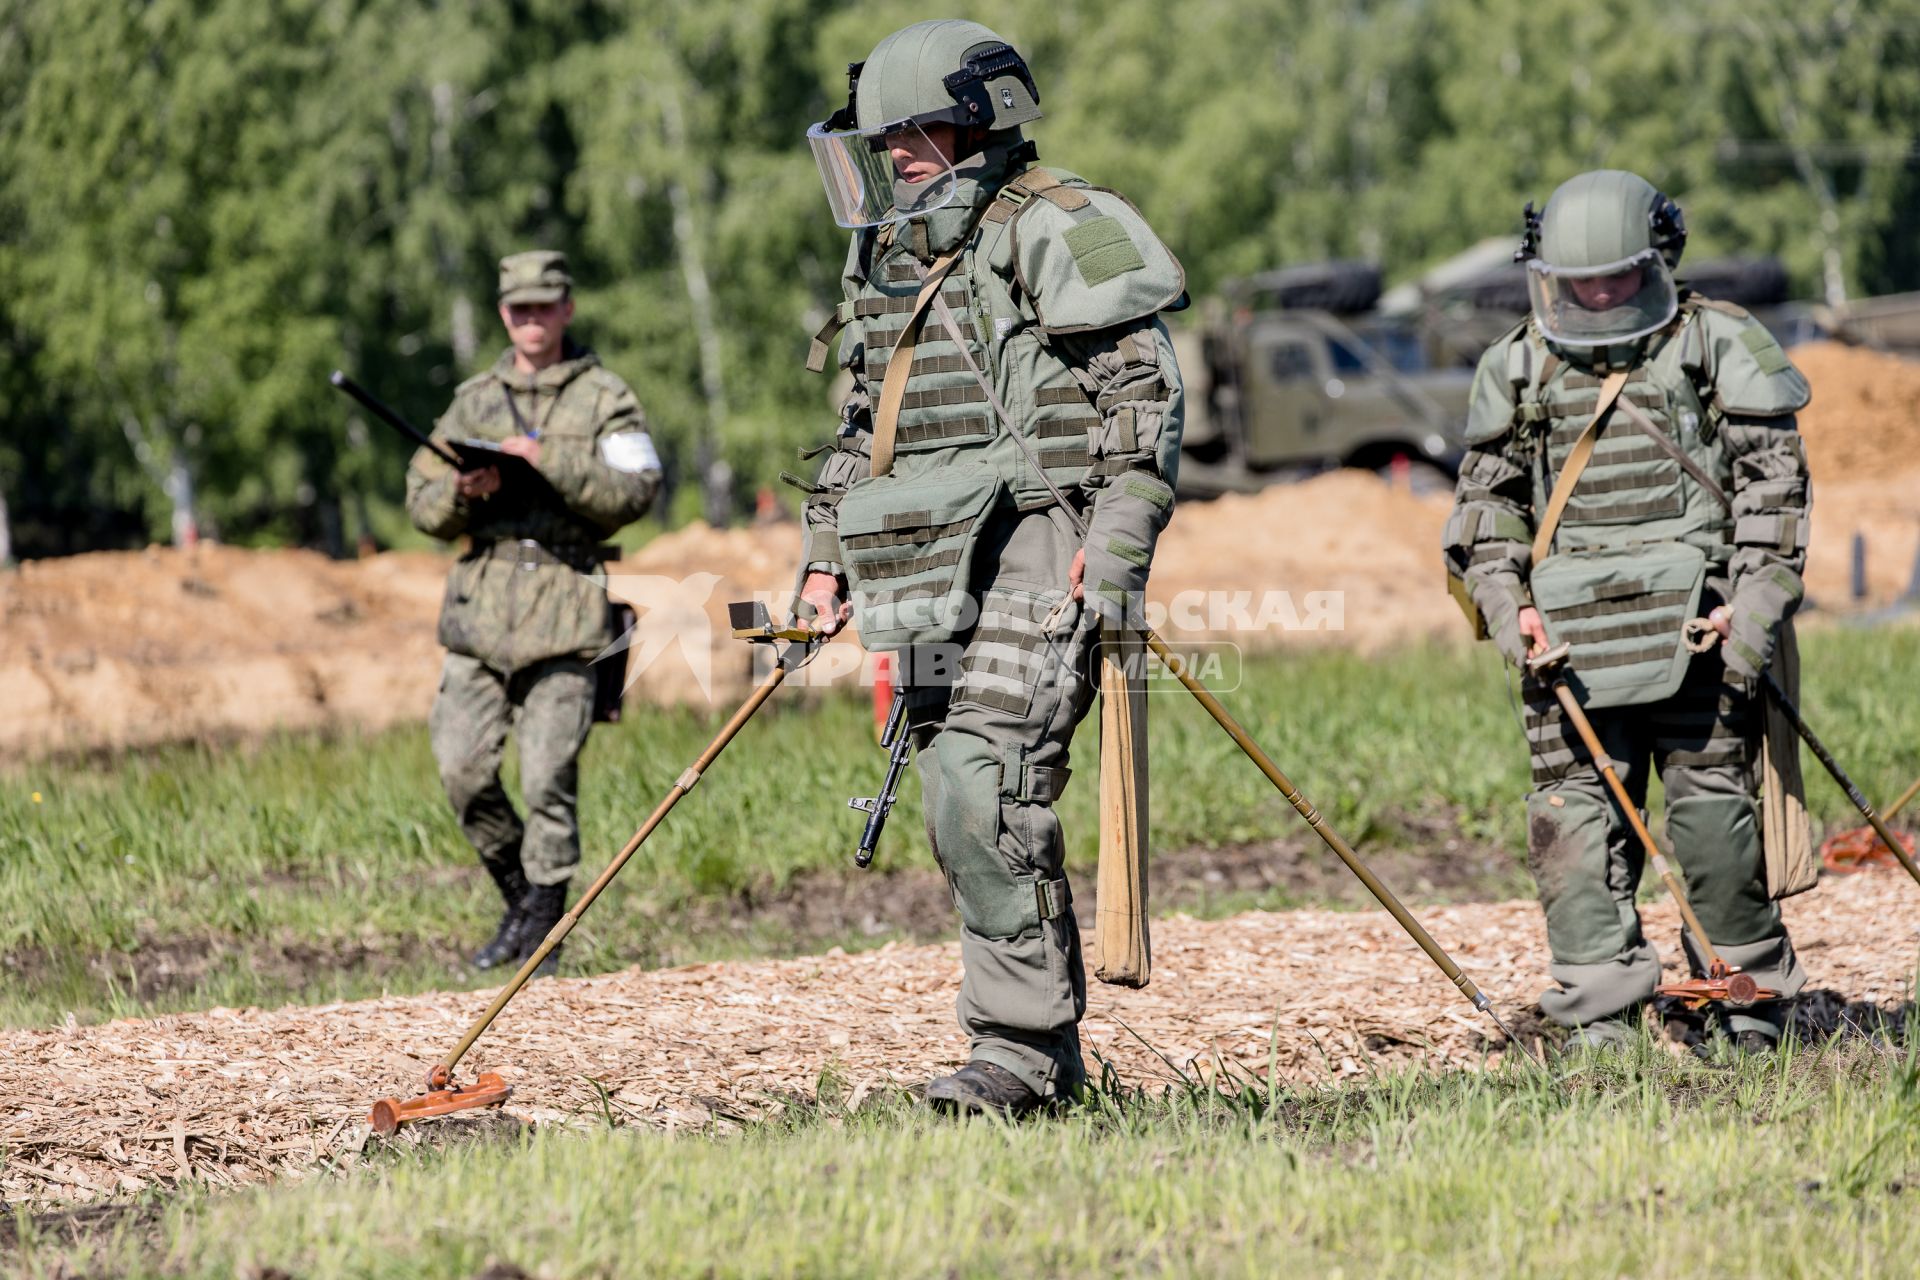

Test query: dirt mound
[5,353,1916,762]
[1149,469,1456,652]
[1,871,1912,1207]
[1794,341,1920,485]
[1793,343,1920,606]
[0,544,447,760]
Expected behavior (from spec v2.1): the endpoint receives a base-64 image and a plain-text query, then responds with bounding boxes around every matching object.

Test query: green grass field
[3,627,1917,1029]
[4,628,1918,1277]
[10,1039,1918,1278]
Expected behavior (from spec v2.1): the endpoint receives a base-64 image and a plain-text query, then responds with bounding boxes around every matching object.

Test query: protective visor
[1526,248,1679,347]
[806,117,959,229]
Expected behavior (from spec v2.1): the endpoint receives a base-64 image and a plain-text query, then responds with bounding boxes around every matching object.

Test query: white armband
[600,431,661,474]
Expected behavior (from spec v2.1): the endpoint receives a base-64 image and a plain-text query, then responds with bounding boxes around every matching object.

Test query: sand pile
[0,544,446,760]
[1149,469,1456,652]
[5,341,1916,762]
[607,520,805,707]
[1794,341,1920,484]
[1793,342,1920,607]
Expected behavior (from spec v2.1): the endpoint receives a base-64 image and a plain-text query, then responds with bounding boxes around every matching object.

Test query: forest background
[3,0,1918,558]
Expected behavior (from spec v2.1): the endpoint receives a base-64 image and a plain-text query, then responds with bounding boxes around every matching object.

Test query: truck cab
[1174,263,1475,497]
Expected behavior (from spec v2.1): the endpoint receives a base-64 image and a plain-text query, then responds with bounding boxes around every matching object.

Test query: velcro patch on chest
[1064,215,1146,287]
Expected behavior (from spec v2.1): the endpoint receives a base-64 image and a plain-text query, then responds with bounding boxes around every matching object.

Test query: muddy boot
[924,1061,1045,1117]
[471,861,530,970]
[514,882,568,978]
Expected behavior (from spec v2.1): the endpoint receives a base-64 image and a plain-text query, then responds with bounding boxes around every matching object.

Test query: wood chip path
[3,873,1914,1206]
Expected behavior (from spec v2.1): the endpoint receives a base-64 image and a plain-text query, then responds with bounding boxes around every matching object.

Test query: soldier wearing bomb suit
[1443,172,1813,1051]
[407,251,662,976]
[794,21,1187,1112]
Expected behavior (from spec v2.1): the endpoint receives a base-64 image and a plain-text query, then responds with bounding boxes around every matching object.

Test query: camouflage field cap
[498,250,572,304]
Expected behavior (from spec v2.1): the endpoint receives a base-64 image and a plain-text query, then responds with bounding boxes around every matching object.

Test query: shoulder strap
[1614,398,1732,511]
[982,166,1094,226]
[1530,367,1631,566]
[498,382,529,434]
[868,247,964,478]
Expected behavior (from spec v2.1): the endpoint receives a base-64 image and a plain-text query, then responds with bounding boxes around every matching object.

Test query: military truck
[1171,262,1477,498]
[1173,251,1826,499]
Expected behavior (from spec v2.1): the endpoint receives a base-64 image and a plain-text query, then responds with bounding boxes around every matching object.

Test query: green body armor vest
[1517,314,1730,707]
[814,165,1185,650]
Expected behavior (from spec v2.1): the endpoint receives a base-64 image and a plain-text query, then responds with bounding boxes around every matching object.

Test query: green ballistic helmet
[849,19,1042,135]
[1516,170,1689,348]
[1518,169,1688,271]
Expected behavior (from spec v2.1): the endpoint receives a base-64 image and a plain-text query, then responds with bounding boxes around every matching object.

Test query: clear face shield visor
[1525,248,1679,347]
[806,117,959,229]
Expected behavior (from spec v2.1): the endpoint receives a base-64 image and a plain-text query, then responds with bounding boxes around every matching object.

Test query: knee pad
[927,736,1035,939]
[1667,794,1779,947]
[1527,789,1627,966]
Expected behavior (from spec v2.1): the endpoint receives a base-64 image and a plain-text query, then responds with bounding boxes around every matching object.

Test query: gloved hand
[1714,602,1777,682]
[1485,597,1544,668]
[1076,535,1152,628]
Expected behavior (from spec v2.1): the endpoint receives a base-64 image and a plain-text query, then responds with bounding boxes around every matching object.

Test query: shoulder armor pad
[1009,172,1186,334]
[1465,325,1528,445]
[1692,299,1810,417]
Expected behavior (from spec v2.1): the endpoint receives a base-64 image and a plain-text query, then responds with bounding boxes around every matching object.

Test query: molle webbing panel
[836,462,1005,651]
[1540,374,1686,528]
[1531,541,1707,709]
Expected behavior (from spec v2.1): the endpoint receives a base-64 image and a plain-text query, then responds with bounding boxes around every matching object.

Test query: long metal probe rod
[437,653,796,1077]
[1546,678,1725,969]
[1884,775,1920,824]
[1763,673,1920,890]
[1142,630,1532,1057]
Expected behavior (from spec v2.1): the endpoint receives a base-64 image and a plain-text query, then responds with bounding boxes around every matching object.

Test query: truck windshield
[1329,331,1426,375]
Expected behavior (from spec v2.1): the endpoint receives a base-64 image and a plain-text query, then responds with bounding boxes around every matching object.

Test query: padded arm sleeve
[1441,338,1536,662]
[1721,411,1811,678]
[1057,320,1183,624]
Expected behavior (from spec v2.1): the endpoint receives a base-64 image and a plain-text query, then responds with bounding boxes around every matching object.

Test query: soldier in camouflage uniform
[1443,172,1812,1052]
[794,21,1186,1114]
[406,251,662,975]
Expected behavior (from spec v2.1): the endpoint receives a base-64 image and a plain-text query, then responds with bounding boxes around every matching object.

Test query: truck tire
[1456,266,1531,315]
[1236,261,1383,314]
[1680,257,1790,308]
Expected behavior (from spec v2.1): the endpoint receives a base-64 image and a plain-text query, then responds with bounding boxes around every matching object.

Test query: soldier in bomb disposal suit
[407,251,662,976]
[1443,172,1813,1053]
[794,21,1187,1114]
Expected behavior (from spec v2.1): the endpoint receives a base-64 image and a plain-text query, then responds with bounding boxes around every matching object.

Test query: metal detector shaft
[1142,630,1503,1020]
[1763,672,1920,889]
[329,369,464,469]
[434,647,800,1079]
[1885,775,1920,825]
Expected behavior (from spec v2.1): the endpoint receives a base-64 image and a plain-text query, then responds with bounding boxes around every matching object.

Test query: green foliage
[3,0,1918,549]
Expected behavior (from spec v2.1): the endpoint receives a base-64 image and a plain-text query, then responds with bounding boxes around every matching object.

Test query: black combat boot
[471,861,530,970]
[513,881,569,978]
[924,1061,1046,1117]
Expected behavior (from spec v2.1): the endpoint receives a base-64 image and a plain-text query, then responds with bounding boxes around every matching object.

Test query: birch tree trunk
[660,77,734,528]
